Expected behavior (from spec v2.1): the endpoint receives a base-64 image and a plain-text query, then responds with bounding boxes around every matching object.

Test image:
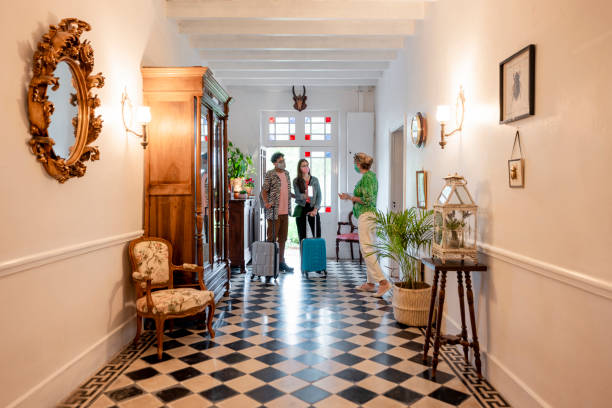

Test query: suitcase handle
[269,205,277,243]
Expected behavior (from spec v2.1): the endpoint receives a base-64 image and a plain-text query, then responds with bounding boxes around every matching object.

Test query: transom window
[304,116,332,141]
[268,116,296,141]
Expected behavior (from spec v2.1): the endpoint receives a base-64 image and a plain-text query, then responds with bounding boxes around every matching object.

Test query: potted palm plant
[368,207,434,326]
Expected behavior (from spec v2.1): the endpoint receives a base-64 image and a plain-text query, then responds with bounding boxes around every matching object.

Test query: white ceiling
[166,0,431,86]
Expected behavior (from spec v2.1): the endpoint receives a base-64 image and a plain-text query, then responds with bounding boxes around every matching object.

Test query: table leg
[457,270,469,363]
[465,271,482,378]
[432,271,447,377]
[422,269,439,363]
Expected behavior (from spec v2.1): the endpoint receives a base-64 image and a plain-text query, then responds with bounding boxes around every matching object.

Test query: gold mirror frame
[27,18,104,183]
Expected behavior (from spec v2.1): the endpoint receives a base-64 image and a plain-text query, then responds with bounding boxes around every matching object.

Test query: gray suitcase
[251,213,279,279]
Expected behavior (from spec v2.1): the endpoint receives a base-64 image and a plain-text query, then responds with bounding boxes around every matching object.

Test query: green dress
[353,171,378,219]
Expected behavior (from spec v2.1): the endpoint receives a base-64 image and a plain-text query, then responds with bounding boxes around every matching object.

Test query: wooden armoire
[142,67,231,302]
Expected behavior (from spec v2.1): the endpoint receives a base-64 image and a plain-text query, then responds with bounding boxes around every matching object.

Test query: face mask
[301,166,310,174]
[354,164,361,173]
[276,162,286,170]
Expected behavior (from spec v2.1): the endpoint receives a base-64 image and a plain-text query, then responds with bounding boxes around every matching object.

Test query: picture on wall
[416,170,427,208]
[508,131,525,188]
[499,44,535,124]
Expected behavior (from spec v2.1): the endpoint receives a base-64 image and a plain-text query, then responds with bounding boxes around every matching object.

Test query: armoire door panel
[148,101,194,185]
[148,195,194,265]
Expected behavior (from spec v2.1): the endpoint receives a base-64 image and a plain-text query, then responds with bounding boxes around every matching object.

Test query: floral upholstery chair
[128,236,215,358]
[336,211,363,264]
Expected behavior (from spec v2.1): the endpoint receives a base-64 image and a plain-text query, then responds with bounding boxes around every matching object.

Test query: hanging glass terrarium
[432,174,478,263]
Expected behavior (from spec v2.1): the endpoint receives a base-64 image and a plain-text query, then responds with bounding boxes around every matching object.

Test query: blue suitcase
[300,220,327,278]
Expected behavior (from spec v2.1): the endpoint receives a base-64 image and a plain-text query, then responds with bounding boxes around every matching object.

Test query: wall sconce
[121,90,151,149]
[436,86,465,149]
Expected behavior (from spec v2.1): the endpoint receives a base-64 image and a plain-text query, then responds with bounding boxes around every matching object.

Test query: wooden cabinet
[142,67,232,302]
[228,198,256,272]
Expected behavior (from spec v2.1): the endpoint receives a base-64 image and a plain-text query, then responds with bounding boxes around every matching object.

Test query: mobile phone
[308,185,313,197]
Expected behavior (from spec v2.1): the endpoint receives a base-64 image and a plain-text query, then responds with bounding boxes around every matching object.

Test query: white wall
[227,85,375,257]
[375,0,612,407]
[0,1,201,406]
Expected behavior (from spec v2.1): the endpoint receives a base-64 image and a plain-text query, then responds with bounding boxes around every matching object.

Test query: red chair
[336,211,363,264]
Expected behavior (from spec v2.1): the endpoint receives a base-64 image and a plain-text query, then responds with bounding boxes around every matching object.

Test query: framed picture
[499,44,535,124]
[416,170,427,208]
[508,158,525,188]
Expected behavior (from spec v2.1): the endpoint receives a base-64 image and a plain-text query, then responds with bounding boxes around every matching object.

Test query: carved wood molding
[27,18,105,183]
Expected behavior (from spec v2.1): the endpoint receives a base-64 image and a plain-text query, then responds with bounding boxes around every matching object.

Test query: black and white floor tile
[60,256,510,408]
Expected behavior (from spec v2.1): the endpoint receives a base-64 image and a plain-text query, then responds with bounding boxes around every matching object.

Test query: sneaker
[279,262,294,272]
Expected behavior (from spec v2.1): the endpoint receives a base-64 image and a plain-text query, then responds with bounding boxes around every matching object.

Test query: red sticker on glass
[326,207,332,213]
[305,152,311,157]
[269,117,275,123]
[290,135,295,140]
[305,134,311,140]
[325,117,331,123]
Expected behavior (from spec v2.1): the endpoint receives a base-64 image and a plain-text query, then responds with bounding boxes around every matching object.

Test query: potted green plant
[239,190,248,199]
[227,142,253,192]
[368,207,434,326]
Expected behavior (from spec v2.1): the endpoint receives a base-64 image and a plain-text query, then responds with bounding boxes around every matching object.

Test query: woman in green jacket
[339,153,390,298]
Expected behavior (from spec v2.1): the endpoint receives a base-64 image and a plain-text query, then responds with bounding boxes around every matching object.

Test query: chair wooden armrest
[131,271,155,311]
[172,263,208,291]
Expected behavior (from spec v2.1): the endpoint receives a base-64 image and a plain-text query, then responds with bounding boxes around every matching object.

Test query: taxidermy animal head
[292,86,307,112]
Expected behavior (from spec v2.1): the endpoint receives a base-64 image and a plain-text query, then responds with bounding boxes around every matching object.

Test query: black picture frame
[499,44,535,124]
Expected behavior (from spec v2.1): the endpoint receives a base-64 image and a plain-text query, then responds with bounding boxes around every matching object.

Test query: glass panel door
[199,104,210,265]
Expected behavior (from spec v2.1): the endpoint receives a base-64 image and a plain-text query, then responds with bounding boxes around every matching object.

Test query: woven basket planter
[392,282,432,326]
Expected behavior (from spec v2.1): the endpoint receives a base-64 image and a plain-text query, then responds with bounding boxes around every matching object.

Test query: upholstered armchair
[128,236,215,359]
[336,211,363,264]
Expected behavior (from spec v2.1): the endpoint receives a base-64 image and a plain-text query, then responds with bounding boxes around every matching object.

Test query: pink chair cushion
[337,233,359,241]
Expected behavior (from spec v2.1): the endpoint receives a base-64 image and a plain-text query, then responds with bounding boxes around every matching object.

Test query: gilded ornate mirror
[27,18,104,183]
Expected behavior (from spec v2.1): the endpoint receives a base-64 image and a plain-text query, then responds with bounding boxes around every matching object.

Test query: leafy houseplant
[228,142,253,192]
[367,207,434,325]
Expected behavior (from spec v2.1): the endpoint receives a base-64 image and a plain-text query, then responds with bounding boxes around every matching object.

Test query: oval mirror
[27,18,105,183]
[46,61,79,160]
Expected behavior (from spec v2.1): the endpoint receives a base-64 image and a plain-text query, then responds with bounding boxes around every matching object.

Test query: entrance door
[258,148,266,241]
[298,148,337,249]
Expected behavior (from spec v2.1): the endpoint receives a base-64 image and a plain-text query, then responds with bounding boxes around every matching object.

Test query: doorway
[261,146,337,250]
[389,126,406,212]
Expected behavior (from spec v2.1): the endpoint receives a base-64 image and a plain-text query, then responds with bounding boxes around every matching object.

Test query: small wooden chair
[336,211,363,264]
[128,236,215,359]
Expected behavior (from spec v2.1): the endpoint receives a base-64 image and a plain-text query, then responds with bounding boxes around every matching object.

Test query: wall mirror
[27,18,104,183]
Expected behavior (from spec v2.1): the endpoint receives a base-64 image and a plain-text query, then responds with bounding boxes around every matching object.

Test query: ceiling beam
[214,70,383,79]
[191,35,404,50]
[167,0,425,20]
[208,61,390,71]
[221,78,379,87]
[178,19,415,36]
[201,50,398,61]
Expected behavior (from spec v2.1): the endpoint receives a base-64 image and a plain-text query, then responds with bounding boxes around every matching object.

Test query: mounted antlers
[292,86,307,112]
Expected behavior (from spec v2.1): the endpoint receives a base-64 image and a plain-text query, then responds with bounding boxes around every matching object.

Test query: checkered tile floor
[60,257,509,408]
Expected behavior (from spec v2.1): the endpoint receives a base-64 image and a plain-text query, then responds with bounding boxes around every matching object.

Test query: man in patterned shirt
[261,152,294,272]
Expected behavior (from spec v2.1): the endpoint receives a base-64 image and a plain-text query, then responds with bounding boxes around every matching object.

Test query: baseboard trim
[7,317,136,408]
[444,314,550,408]
[0,230,144,279]
[478,242,612,301]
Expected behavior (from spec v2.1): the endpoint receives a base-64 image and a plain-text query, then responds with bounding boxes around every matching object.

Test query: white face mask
[276,162,286,170]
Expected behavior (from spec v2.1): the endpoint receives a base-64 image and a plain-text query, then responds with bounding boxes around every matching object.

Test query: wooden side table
[421,257,487,378]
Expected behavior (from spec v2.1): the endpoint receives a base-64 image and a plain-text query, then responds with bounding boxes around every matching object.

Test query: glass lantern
[432,174,478,263]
